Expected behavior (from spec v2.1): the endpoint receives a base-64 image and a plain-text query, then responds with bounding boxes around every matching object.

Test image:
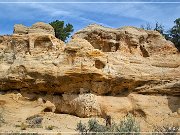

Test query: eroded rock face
[0,23,180,129]
[73,24,177,56]
[1,23,180,95]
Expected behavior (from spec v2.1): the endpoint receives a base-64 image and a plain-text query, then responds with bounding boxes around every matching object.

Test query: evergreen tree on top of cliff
[168,18,180,51]
[50,20,74,42]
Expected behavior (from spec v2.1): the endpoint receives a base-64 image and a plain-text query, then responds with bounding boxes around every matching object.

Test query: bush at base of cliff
[153,125,179,135]
[76,114,140,135]
[116,114,140,135]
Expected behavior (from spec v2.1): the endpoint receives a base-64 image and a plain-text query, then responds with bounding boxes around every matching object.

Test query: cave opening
[34,36,53,51]
[43,107,52,112]
[95,60,105,69]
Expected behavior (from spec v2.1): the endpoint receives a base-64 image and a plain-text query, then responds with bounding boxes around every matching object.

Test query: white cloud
[27,1,180,28]
[0,0,180,34]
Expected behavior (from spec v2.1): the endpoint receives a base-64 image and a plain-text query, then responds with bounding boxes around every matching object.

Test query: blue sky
[0,0,180,35]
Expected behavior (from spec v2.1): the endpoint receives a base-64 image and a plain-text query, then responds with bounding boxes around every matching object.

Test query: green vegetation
[15,114,43,129]
[49,20,74,42]
[77,114,179,135]
[153,125,179,135]
[116,115,140,134]
[168,18,180,51]
[26,114,43,128]
[76,114,140,135]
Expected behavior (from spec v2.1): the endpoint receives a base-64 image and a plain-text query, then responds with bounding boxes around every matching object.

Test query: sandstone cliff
[0,23,179,132]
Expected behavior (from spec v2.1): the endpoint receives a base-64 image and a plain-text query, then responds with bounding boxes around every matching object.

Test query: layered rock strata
[0,23,179,129]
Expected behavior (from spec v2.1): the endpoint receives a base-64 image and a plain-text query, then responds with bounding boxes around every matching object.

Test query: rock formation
[73,24,177,55]
[0,23,179,131]
[14,22,55,35]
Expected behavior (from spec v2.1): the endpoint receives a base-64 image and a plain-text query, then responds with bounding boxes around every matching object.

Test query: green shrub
[76,119,109,135]
[26,114,43,128]
[115,114,140,135]
[88,119,109,133]
[76,121,89,134]
[153,125,179,135]
[76,114,140,135]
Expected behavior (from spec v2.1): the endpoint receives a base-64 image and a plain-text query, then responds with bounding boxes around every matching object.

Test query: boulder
[14,24,28,34]
[13,22,55,36]
[29,22,55,35]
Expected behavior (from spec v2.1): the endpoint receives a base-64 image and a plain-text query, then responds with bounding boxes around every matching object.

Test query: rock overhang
[0,22,180,96]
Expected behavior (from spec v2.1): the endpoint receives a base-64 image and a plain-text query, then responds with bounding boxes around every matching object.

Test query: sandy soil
[0,92,105,134]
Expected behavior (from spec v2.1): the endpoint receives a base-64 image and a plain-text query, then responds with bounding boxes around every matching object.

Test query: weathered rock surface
[14,22,55,36]
[1,24,179,96]
[0,23,180,130]
[73,24,177,56]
